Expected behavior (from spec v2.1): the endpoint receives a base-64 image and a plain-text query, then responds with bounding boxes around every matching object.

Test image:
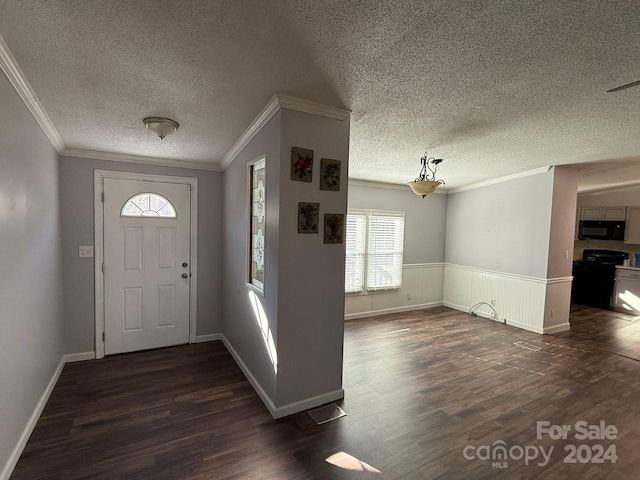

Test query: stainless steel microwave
[578,220,626,240]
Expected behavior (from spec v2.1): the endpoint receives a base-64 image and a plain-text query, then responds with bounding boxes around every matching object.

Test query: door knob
[182,262,188,268]
[181,273,189,279]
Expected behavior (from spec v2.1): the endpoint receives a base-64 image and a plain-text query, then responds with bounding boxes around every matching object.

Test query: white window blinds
[344,210,404,293]
[367,212,404,290]
[345,212,366,293]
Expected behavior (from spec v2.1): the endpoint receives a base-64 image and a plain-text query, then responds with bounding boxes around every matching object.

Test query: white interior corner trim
[62,148,222,171]
[0,358,64,480]
[196,333,221,343]
[275,94,351,121]
[221,94,351,170]
[348,178,448,194]
[272,389,345,419]
[221,335,278,417]
[448,166,552,194]
[63,352,96,363]
[0,32,64,153]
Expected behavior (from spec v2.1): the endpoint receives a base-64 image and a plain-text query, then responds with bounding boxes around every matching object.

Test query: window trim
[345,208,405,295]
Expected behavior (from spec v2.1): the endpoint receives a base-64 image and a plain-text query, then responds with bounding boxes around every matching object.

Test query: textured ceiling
[0,0,639,190]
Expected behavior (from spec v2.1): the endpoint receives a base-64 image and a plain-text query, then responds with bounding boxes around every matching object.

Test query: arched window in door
[121,193,177,218]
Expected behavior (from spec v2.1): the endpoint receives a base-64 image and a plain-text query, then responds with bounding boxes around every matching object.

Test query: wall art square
[291,146,314,182]
[298,202,319,234]
[319,158,341,191]
[324,213,344,244]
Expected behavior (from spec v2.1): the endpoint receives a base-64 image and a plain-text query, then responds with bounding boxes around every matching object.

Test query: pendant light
[407,152,445,198]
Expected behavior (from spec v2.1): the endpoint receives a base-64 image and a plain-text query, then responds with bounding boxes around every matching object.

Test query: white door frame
[94,170,198,359]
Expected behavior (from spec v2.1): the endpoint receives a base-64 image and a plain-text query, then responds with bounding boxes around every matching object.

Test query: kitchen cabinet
[613,267,640,314]
[624,207,640,244]
[581,206,626,221]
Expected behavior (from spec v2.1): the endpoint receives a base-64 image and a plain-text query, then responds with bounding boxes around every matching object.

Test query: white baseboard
[221,335,278,416]
[543,322,570,334]
[443,301,546,334]
[63,351,95,363]
[0,358,65,480]
[273,389,345,419]
[345,301,443,321]
[196,333,221,343]
[220,335,345,419]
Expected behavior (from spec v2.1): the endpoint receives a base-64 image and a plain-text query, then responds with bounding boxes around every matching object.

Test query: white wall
[577,184,640,207]
[345,183,447,319]
[59,156,224,354]
[0,72,64,477]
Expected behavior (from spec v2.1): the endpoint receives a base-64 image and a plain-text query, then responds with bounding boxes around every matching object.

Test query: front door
[103,178,191,355]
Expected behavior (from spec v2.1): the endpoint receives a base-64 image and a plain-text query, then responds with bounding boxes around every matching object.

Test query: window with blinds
[345,212,366,293]
[345,210,404,293]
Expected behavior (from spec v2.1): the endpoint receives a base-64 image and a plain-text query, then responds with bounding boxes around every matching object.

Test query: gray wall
[275,109,349,406]
[0,73,64,473]
[59,156,223,354]
[547,166,578,278]
[348,184,447,264]
[445,169,554,278]
[222,111,282,403]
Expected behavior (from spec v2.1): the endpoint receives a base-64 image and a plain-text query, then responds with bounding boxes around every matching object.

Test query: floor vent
[514,341,542,351]
[307,403,346,425]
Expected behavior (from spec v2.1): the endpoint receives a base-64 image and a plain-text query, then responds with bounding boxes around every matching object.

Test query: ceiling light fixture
[407,152,445,198]
[143,117,179,140]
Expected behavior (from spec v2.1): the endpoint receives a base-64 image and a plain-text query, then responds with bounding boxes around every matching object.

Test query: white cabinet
[624,207,640,245]
[581,206,626,221]
[613,268,640,314]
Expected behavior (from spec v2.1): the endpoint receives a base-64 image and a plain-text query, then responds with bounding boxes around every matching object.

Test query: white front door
[103,178,191,355]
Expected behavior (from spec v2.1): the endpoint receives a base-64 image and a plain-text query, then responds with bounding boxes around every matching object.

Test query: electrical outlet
[407,292,412,300]
[490,299,495,307]
[550,309,554,319]
[78,246,94,258]
[565,250,569,259]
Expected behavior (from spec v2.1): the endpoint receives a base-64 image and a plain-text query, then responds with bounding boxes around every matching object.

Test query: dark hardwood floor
[11,305,640,479]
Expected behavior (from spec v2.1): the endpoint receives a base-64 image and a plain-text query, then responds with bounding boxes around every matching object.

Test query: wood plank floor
[11,305,640,479]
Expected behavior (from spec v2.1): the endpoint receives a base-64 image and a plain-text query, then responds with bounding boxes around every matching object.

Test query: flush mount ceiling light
[143,117,179,140]
[406,152,446,198]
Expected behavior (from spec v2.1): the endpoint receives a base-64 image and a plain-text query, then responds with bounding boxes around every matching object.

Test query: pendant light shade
[407,153,445,198]
[143,117,179,140]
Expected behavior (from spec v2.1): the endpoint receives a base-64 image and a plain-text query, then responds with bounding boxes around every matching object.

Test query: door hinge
[101,191,104,202]
[102,331,105,342]
[102,262,105,273]
[188,184,192,191]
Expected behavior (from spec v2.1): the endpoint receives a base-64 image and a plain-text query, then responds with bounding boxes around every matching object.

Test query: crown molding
[61,148,222,172]
[348,178,448,194]
[275,94,351,121]
[221,94,351,170]
[0,33,64,152]
[448,166,552,194]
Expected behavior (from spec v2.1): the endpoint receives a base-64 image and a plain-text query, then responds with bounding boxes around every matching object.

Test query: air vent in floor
[307,403,346,425]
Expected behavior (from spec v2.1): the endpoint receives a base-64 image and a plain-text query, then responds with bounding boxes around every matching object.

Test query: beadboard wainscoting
[345,263,444,320]
[443,263,573,334]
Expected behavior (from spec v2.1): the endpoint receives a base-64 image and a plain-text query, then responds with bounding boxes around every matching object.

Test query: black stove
[572,249,629,309]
